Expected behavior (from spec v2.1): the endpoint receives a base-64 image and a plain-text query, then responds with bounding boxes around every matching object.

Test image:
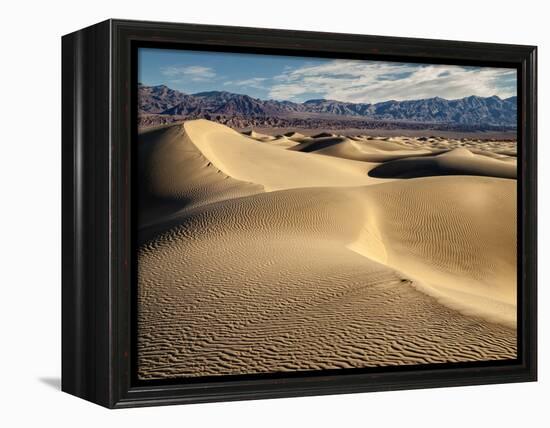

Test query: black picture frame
[61,19,537,408]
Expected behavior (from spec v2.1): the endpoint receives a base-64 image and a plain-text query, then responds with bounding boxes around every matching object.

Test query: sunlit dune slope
[183,119,385,190]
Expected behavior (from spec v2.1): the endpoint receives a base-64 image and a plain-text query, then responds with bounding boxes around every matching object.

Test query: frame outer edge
[61,19,113,408]
[61,29,79,399]
[66,19,538,409]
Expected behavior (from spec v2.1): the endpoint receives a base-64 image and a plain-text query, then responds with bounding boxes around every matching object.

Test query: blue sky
[138,48,517,104]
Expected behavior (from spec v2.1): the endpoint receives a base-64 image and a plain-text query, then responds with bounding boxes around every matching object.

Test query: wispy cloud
[224,77,268,89]
[161,65,216,82]
[267,60,516,103]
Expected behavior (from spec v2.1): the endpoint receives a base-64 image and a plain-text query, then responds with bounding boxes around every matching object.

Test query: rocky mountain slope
[138,84,517,128]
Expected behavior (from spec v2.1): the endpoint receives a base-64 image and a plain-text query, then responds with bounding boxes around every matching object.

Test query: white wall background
[0,0,546,425]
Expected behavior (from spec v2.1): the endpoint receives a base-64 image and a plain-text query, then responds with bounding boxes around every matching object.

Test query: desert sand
[137,119,517,380]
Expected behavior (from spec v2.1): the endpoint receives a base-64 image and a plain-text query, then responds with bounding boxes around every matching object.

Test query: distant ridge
[138,84,517,128]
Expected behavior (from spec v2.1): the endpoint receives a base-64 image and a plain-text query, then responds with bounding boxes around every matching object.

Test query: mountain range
[138,84,517,128]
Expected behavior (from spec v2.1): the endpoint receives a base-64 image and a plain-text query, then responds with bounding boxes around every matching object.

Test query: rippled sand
[137,120,517,380]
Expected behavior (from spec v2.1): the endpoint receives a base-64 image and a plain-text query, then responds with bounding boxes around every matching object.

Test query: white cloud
[223,77,268,89]
[269,83,308,99]
[161,65,216,82]
[267,60,516,103]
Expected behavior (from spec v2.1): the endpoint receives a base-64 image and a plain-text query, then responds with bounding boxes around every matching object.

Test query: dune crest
[183,119,385,191]
[348,176,516,327]
[137,124,263,231]
[242,129,276,141]
[369,146,516,179]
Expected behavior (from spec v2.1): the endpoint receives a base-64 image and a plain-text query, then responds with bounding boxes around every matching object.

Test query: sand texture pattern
[137,120,517,380]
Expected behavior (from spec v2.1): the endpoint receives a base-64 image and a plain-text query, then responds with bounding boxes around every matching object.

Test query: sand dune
[312,132,337,138]
[289,134,444,162]
[137,119,517,380]
[314,138,435,162]
[137,125,263,230]
[184,120,384,191]
[264,136,301,148]
[349,136,421,151]
[242,129,276,141]
[289,136,350,152]
[369,147,516,179]
[283,131,308,141]
[349,175,517,326]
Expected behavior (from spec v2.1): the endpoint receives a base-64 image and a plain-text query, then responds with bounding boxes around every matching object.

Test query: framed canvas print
[61,19,537,408]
